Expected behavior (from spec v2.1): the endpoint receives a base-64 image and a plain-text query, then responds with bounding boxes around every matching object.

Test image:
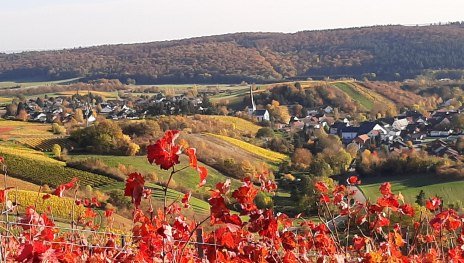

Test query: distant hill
[2,23,464,83]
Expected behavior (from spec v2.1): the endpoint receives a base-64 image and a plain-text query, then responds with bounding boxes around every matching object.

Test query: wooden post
[196,228,204,259]
[121,235,126,247]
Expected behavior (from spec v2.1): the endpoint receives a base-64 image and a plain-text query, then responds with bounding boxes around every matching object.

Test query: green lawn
[334,82,373,110]
[360,174,464,206]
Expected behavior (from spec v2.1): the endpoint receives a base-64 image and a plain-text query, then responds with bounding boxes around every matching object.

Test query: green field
[100,182,210,215]
[360,174,464,206]
[333,82,374,110]
[69,154,242,193]
[0,78,81,89]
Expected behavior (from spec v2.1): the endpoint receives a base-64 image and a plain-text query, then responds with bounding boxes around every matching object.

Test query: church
[247,85,270,122]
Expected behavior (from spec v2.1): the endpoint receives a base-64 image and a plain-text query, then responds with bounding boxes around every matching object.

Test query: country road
[326,185,367,231]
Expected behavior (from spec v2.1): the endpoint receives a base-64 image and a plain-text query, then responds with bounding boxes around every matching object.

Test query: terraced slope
[0,145,117,187]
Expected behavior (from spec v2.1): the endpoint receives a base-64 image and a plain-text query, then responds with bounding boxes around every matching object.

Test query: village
[289,106,462,160]
[3,83,463,164]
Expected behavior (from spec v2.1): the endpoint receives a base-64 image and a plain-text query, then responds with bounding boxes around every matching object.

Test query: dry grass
[56,90,118,99]
[0,120,54,140]
[0,176,41,191]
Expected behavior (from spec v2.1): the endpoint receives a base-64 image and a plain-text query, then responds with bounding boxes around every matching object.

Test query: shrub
[52,123,66,135]
[52,144,61,158]
[256,127,275,138]
[70,119,140,156]
[107,190,132,210]
[66,157,125,181]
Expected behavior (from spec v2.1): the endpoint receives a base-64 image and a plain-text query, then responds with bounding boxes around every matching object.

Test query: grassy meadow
[0,78,81,89]
[360,174,464,206]
[68,154,242,193]
[333,82,374,111]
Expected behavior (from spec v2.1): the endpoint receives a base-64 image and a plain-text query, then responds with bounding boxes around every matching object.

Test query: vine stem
[163,167,176,221]
[162,166,177,263]
[178,215,211,261]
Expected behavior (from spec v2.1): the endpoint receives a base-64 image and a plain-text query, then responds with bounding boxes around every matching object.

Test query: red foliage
[347,175,361,185]
[52,177,78,197]
[426,196,442,211]
[147,130,181,170]
[314,181,328,193]
[124,172,145,208]
[2,130,464,262]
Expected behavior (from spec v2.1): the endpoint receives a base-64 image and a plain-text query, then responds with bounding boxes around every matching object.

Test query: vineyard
[6,190,85,220]
[207,133,288,163]
[15,136,75,151]
[0,120,54,140]
[69,154,242,198]
[206,115,261,135]
[0,145,64,165]
[350,82,397,110]
[333,81,397,113]
[333,82,374,110]
[0,145,117,187]
[148,183,210,215]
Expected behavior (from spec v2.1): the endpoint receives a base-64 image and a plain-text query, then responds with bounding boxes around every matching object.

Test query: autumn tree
[52,144,61,158]
[16,109,28,121]
[74,108,84,123]
[346,142,360,158]
[5,103,17,117]
[291,148,313,170]
[70,119,140,156]
[266,100,290,124]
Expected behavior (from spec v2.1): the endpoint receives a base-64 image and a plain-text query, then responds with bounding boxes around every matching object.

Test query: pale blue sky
[1,0,463,52]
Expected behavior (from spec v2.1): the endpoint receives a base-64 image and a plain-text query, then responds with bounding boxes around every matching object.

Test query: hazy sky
[2,0,463,52]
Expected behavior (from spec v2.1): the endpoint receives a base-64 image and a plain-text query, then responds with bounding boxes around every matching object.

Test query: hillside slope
[2,24,464,83]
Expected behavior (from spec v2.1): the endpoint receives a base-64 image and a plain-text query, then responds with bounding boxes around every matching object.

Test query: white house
[392,118,409,130]
[253,110,270,122]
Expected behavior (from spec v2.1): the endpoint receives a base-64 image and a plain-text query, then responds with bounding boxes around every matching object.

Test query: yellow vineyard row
[208,133,287,163]
[7,190,85,220]
[207,116,261,135]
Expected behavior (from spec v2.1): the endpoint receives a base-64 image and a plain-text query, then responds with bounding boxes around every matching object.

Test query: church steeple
[248,84,256,115]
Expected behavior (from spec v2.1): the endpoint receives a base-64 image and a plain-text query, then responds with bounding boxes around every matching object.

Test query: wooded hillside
[2,23,464,83]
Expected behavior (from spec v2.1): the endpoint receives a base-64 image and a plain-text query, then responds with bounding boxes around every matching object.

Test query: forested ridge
[2,23,464,83]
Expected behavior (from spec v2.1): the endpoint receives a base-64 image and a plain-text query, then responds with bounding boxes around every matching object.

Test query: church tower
[248,84,256,116]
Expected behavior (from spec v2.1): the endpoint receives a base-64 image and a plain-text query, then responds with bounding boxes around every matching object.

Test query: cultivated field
[333,82,374,110]
[0,78,81,89]
[206,115,261,135]
[0,144,117,187]
[6,190,85,220]
[0,120,54,140]
[207,133,288,163]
